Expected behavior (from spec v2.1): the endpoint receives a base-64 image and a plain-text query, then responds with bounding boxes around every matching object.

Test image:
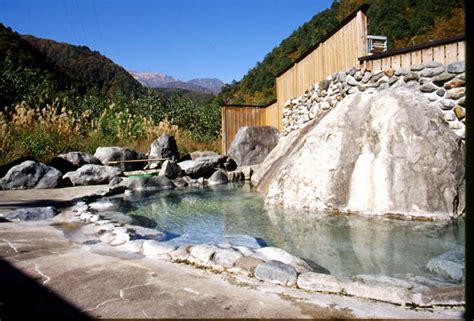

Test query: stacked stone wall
[282,61,465,140]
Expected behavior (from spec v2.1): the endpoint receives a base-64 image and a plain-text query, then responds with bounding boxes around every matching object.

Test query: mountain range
[129,71,224,95]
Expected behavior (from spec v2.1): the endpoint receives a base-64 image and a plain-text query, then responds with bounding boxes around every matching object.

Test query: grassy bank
[0,101,220,165]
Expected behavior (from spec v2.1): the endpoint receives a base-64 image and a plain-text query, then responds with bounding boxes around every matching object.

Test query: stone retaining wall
[282,61,465,140]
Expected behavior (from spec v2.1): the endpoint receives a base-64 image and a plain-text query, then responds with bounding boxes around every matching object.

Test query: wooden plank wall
[264,102,280,131]
[275,10,368,126]
[362,40,465,71]
[221,8,368,153]
[221,106,266,154]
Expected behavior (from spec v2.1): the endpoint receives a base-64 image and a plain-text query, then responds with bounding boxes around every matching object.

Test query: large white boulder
[253,87,465,219]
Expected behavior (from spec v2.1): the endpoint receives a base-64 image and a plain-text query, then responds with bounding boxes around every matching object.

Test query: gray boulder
[208,169,228,186]
[63,164,122,186]
[427,246,465,281]
[255,260,298,286]
[0,156,37,178]
[50,151,102,174]
[94,147,145,171]
[0,161,62,190]
[344,274,418,305]
[253,87,465,219]
[159,160,182,179]
[148,135,179,168]
[297,272,344,293]
[255,247,313,273]
[188,244,217,266]
[447,61,465,74]
[1,206,58,221]
[126,175,175,191]
[190,151,218,160]
[235,256,265,276]
[227,126,280,166]
[213,248,243,268]
[178,156,224,178]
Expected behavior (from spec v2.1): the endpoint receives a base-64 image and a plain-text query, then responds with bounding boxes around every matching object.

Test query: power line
[90,0,104,49]
[62,0,79,44]
[72,0,88,45]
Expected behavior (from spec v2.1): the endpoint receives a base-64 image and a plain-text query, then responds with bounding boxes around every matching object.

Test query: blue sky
[0,0,333,83]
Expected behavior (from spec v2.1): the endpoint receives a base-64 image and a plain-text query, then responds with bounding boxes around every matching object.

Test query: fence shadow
[0,258,92,319]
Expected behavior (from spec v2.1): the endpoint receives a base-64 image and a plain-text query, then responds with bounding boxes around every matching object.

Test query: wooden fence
[275,7,368,122]
[359,34,465,71]
[221,4,466,154]
[221,5,369,153]
[221,104,266,154]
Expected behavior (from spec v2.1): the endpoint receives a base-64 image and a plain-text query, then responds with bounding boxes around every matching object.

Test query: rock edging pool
[69,186,465,308]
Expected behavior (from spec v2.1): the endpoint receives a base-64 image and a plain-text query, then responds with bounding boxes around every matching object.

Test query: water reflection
[265,206,464,276]
[112,183,464,278]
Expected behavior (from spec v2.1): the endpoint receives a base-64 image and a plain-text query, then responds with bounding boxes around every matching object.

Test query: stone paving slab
[0,185,110,213]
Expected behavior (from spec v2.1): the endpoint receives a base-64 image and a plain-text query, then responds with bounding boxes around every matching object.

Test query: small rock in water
[126,176,175,191]
[208,169,228,186]
[99,211,133,225]
[222,235,266,249]
[426,246,465,281]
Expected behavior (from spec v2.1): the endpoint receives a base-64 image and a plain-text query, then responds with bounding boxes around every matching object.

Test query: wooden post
[221,107,227,155]
[356,10,368,63]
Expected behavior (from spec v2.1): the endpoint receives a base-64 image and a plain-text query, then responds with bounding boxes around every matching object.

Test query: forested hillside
[218,0,465,105]
[0,23,221,163]
[22,34,142,96]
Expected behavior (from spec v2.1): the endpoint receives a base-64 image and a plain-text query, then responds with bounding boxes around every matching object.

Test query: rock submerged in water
[254,87,465,219]
[426,246,465,281]
[0,160,63,190]
[126,175,175,191]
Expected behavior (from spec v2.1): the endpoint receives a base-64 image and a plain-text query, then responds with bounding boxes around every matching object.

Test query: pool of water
[112,183,464,278]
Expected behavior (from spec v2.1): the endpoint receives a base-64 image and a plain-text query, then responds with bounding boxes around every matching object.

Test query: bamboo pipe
[106,158,167,165]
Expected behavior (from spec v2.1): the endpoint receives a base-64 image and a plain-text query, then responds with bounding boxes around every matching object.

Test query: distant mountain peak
[129,71,224,94]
